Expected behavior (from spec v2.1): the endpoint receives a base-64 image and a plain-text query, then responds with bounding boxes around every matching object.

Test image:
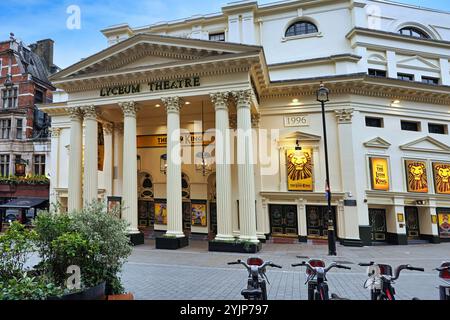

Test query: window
[0,119,11,139]
[401,120,421,132]
[368,69,387,77]
[399,27,430,39]
[428,123,448,135]
[285,21,318,37]
[2,87,18,109]
[34,155,46,175]
[422,76,439,85]
[0,155,10,176]
[398,73,414,81]
[209,33,225,42]
[366,117,384,128]
[16,119,23,140]
[34,90,44,104]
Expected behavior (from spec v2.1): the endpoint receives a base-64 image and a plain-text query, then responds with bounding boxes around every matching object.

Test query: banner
[287,148,313,191]
[433,163,450,195]
[405,160,429,193]
[438,211,450,239]
[191,202,207,227]
[98,123,104,171]
[137,133,213,149]
[370,157,390,191]
[155,202,167,225]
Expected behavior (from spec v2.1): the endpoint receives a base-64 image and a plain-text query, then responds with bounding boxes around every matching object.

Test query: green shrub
[0,222,36,281]
[0,273,64,300]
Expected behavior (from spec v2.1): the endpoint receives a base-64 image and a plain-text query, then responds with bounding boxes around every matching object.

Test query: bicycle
[435,262,450,300]
[292,259,351,300]
[359,262,424,300]
[228,257,282,300]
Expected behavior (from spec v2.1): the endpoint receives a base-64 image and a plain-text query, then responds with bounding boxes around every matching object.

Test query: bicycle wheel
[261,281,268,301]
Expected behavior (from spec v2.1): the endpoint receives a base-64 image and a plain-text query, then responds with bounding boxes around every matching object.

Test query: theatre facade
[41,0,450,248]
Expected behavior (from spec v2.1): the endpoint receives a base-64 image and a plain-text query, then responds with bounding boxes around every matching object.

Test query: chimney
[30,39,54,71]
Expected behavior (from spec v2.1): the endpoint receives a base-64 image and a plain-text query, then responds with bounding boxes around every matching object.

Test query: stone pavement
[121,240,450,300]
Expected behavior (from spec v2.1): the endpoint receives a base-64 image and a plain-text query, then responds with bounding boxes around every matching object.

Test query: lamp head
[317,82,330,103]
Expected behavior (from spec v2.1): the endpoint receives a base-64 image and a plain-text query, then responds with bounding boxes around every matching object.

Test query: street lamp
[316,82,337,256]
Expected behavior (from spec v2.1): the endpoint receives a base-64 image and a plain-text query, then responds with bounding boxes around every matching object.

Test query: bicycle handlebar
[392,264,424,281]
[359,262,375,267]
[436,266,450,272]
[291,261,351,272]
[227,260,282,271]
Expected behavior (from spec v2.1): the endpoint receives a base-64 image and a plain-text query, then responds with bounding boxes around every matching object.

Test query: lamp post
[317,82,337,256]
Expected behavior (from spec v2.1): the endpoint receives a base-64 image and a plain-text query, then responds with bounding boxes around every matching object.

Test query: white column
[440,58,450,86]
[67,108,83,212]
[82,106,98,205]
[162,97,184,238]
[103,123,114,197]
[210,92,234,241]
[113,123,123,196]
[119,102,139,234]
[233,90,258,243]
[49,128,61,205]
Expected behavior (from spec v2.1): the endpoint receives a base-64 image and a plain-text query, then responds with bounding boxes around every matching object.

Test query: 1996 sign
[284,115,309,127]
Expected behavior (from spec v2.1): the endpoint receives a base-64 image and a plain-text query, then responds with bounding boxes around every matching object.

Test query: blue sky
[1,0,449,69]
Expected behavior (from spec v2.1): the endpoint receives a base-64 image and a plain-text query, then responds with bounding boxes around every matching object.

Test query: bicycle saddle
[331,293,350,300]
[241,288,261,298]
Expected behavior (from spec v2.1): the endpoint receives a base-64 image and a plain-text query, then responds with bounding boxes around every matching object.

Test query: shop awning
[0,198,48,209]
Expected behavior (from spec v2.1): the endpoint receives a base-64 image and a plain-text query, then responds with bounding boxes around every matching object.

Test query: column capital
[335,108,354,124]
[81,105,98,120]
[103,123,114,135]
[49,127,61,138]
[210,92,231,111]
[67,107,83,121]
[232,89,253,108]
[114,122,124,134]
[119,101,139,118]
[251,112,261,128]
[161,96,183,113]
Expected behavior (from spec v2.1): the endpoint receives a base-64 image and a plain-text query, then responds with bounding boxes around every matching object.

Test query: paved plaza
[121,240,450,300]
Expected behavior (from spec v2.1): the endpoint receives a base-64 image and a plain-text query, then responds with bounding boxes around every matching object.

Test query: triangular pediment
[367,54,387,65]
[364,137,391,149]
[397,56,440,71]
[50,33,264,81]
[400,136,450,154]
[278,130,321,144]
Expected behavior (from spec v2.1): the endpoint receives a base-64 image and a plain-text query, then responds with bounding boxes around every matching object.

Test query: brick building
[0,33,58,225]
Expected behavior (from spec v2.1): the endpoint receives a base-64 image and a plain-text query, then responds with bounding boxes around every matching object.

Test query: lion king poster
[287,148,313,191]
[433,163,450,195]
[405,160,429,193]
[370,157,390,191]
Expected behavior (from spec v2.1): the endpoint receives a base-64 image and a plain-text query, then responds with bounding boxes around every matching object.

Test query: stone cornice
[262,73,450,105]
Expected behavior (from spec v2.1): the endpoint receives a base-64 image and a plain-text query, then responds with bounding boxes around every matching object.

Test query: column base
[386,233,408,245]
[359,225,372,246]
[128,232,145,246]
[420,234,441,244]
[214,235,236,242]
[155,236,189,250]
[208,240,262,253]
[298,236,308,243]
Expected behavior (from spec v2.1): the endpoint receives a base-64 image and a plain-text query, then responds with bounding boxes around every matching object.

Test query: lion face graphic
[408,162,428,192]
[287,151,312,181]
[435,165,450,193]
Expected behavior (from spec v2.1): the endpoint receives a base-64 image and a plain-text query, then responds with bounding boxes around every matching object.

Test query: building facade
[0,34,57,225]
[42,0,450,247]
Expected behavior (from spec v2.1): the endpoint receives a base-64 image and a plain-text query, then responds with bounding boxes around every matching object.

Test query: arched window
[399,27,430,39]
[285,21,318,37]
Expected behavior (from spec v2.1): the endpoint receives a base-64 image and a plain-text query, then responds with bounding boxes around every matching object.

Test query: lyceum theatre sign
[100,76,201,97]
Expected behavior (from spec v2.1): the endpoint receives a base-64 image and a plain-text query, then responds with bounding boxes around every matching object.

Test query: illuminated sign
[370,157,390,191]
[287,148,313,192]
[433,162,450,195]
[405,160,429,193]
[137,133,213,149]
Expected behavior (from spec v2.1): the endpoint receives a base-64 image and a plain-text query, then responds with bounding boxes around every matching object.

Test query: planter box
[209,241,262,253]
[155,236,189,250]
[107,293,134,300]
[128,232,145,246]
[49,282,106,301]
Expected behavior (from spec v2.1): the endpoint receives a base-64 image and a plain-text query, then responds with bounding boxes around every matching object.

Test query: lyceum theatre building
[41,0,450,249]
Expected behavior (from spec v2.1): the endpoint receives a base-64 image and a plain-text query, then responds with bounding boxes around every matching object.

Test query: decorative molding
[278,131,321,145]
[161,96,183,113]
[364,137,391,149]
[114,122,124,134]
[399,136,450,154]
[210,92,231,111]
[119,101,138,118]
[232,89,253,108]
[335,108,354,124]
[81,105,97,120]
